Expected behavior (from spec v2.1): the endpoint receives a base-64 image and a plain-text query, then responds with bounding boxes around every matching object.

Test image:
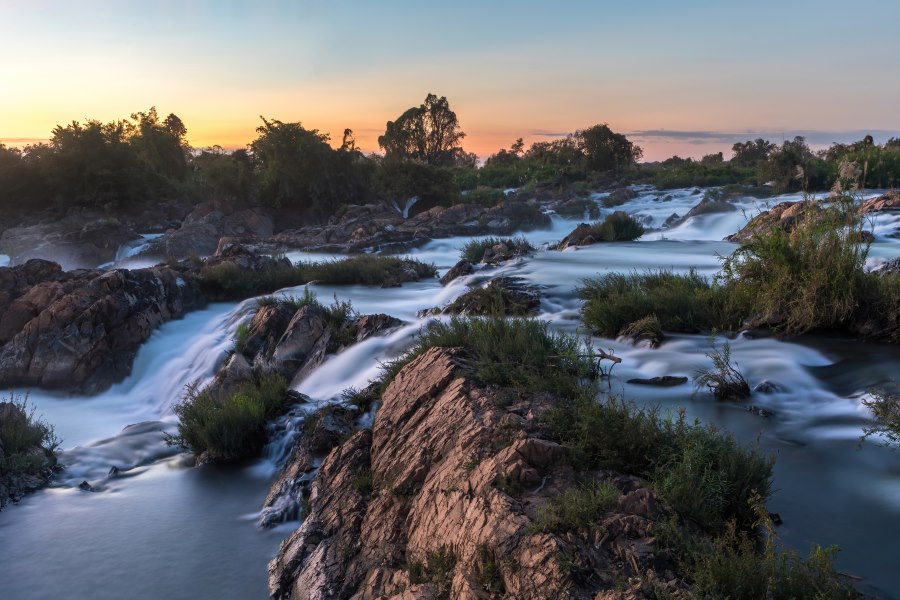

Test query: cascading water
[1,186,899,599]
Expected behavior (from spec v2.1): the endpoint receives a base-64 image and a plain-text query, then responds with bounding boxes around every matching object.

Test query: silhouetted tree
[378,93,466,166]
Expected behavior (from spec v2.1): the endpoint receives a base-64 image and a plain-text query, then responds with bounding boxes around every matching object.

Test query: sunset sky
[2,0,899,161]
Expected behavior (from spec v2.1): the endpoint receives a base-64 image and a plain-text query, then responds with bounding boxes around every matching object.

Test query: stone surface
[268,348,689,599]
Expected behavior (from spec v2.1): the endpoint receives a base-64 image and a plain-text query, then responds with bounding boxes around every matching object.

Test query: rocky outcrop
[270,201,551,254]
[602,187,638,207]
[0,260,204,392]
[137,202,274,261]
[268,348,688,599]
[860,190,900,214]
[439,260,474,286]
[429,277,541,316]
[0,215,137,270]
[726,201,816,243]
[554,198,600,220]
[558,223,596,249]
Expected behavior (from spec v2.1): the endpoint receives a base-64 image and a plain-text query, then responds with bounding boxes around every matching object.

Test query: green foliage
[379,93,467,167]
[192,146,253,201]
[199,262,309,300]
[574,123,643,174]
[529,479,621,533]
[167,373,289,461]
[693,340,751,401]
[373,160,459,207]
[0,393,60,475]
[381,317,594,399]
[578,269,734,337]
[460,236,533,262]
[645,157,757,190]
[232,321,251,354]
[719,194,869,336]
[477,545,506,595]
[250,118,373,220]
[618,314,664,347]
[460,186,506,206]
[685,515,861,599]
[587,211,645,241]
[544,397,772,531]
[861,387,900,448]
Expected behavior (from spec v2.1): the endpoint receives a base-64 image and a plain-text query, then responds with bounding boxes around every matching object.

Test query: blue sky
[2,0,898,159]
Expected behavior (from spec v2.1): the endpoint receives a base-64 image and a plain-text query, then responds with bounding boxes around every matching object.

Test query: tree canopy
[378,93,466,166]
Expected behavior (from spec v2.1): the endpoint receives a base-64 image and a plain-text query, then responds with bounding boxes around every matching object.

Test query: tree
[378,93,466,166]
[731,138,775,166]
[573,124,642,175]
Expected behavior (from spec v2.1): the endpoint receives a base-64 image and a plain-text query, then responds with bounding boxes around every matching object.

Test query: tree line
[1,94,897,223]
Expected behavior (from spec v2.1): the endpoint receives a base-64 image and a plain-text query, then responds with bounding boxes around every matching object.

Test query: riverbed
[1,187,898,599]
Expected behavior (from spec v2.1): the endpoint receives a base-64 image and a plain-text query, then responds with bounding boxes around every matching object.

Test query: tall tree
[378,93,466,166]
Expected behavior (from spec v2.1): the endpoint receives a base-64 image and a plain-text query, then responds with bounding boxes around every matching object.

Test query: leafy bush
[380,317,593,399]
[460,236,533,263]
[719,195,868,336]
[0,394,60,475]
[544,396,772,531]
[587,211,644,241]
[579,269,734,337]
[529,479,620,533]
[168,373,289,461]
[461,186,506,206]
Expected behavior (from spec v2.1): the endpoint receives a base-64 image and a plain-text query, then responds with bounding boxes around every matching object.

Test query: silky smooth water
[1,187,898,599]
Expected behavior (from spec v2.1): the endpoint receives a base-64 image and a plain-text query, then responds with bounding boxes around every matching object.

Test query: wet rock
[355,314,403,343]
[860,190,900,214]
[0,215,137,270]
[433,276,541,316]
[78,481,95,492]
[746,405,774,418]
[872,257,900,276]
[727,201,817,243]
[602,187,638,207]
[753,380,780,394]
[558,223,595,249]
[0,261,204,392]
[555,198,601,220]
[439,259,474,286]
[627,376,688,387]
[137,203,274,261]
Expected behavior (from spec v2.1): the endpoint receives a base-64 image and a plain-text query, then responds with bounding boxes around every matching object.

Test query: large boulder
[268,348,688,599]
[0,261,204,392]
[0,215,137,270]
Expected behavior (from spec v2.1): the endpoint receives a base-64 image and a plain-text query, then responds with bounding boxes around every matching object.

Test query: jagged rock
[439,259,474,286]
[0,215,137,270]
[137,203,274,261]
[0,261,204,392]
[435,276,540,316]
[558,223,594,249]
[355,314,403,343]
[860,190,900,214]
[872,257,900,276]
[727,201,817,243]
[268,348,690,599]
[602,187,638,207]
[753,380,780,394]
[627,376,688,387]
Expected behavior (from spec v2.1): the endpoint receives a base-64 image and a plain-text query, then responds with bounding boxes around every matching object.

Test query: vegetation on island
[373,316,858,597]
[0,393,60,501]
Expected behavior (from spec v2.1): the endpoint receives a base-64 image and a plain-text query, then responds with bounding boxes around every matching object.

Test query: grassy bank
[0,394,60,479]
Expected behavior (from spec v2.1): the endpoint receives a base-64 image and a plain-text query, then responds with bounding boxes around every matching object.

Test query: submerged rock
[439,259,474,286]
[627,376,689,387]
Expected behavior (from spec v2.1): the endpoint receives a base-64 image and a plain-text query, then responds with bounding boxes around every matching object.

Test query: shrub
[168,373,289,461]
[544,396,772,531]
[380,317,594,399]
[618,314,664,348]
[529,479,620,533]
[686,511,862,599]
[460,235,533,262]
[587,211,644,241]
[719,194,869,336]
[0,394,60,475]
[693,340,751,401]
[860,387,900,448]
[579,269,735,337]
[305,255,436,286]
[461,186,506,206]
[199,262,309,300]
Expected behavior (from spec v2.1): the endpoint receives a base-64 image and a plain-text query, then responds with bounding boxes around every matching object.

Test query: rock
[268,347,691,599]
[355,314,403,343]
[435,276,541,316]
[108,466,119,477]
[439,259,474,286]
[746,405,774,418]
[0,261,204,392]
[627,376,688,387]
[727,201,817,243]
[137,203,274,261]
[555,198,601,220]
[663,213,680,228]
[78,481,95,492]
[558,223,594,249]
[0,215,137,270]
[872,258,900,276]
[753,380,780,394]
[602,187,638,207]
[860,190,900,214]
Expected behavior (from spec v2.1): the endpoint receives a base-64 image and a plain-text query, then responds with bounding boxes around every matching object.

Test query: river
[1,186,898,599]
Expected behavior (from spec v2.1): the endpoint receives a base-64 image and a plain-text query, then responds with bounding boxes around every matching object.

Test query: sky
[1,0,899,161]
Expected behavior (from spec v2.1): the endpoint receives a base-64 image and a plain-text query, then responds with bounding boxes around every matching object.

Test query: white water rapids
[1,186,898,599]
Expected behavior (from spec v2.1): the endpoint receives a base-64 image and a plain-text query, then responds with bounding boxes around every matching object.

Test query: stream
[1,187,898,599]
